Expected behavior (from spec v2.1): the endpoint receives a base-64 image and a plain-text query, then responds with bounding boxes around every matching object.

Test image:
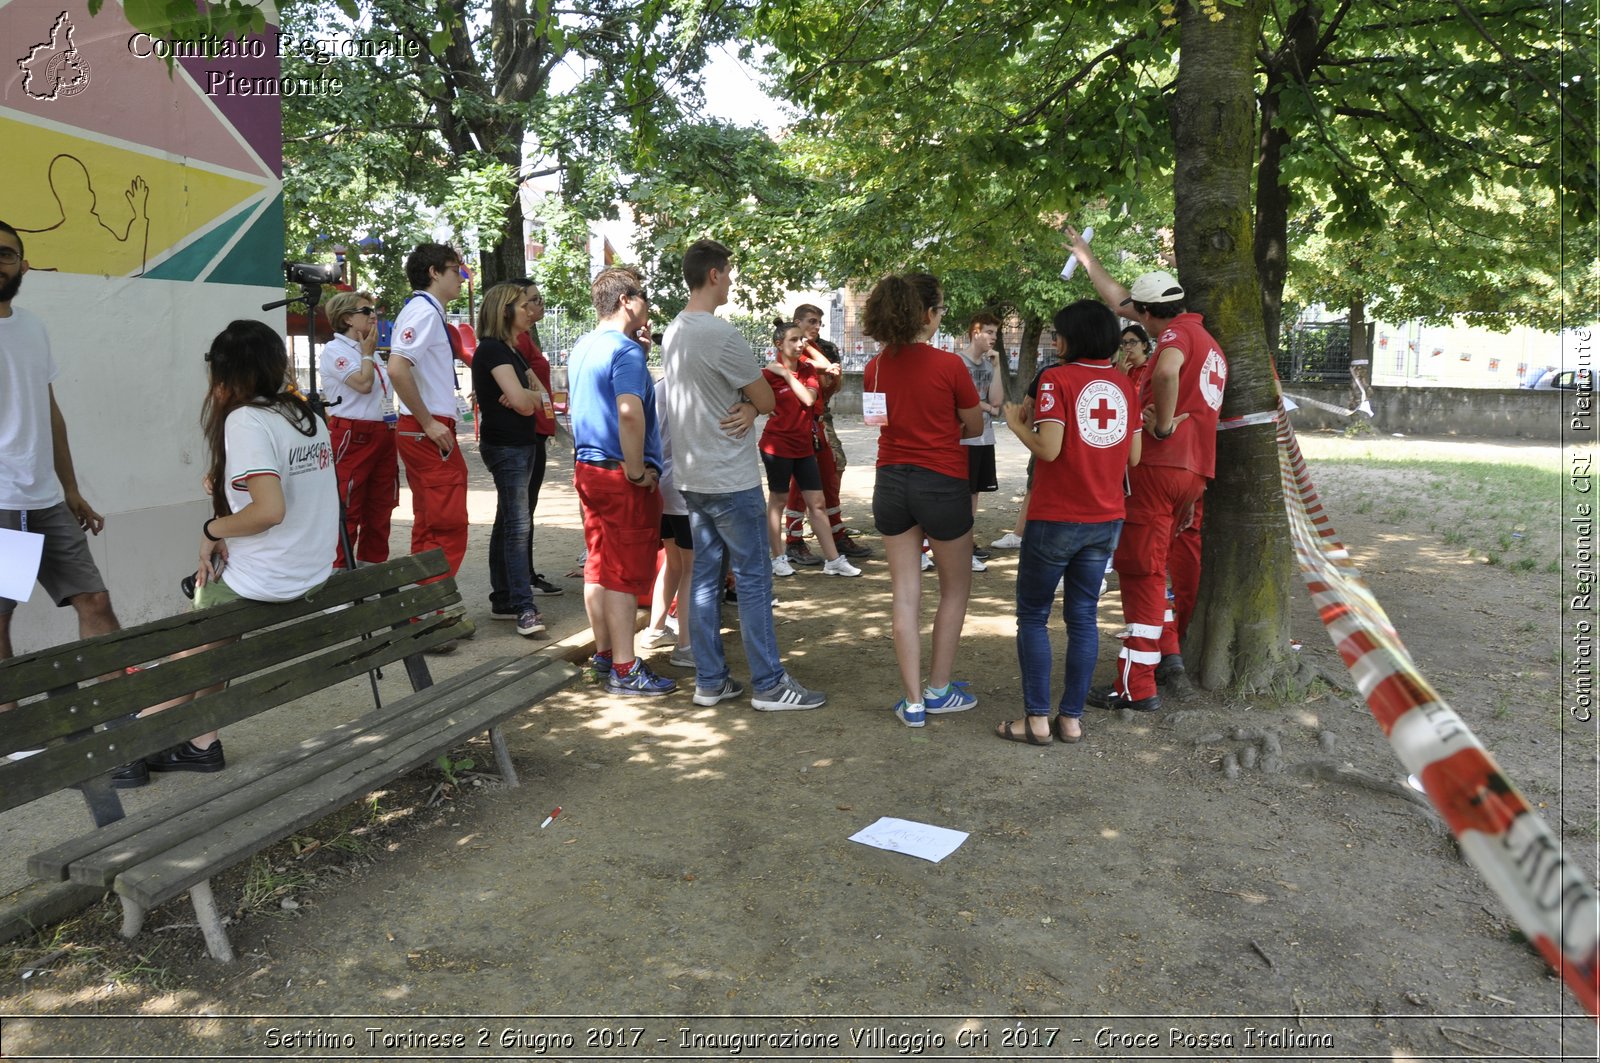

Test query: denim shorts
[873,464,973,541]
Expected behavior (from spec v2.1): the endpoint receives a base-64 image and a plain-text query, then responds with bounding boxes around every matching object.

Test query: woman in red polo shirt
[862,273,984,727]
[761,320,861,579]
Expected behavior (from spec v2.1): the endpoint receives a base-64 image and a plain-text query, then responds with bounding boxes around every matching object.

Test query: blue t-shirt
[569,326,663,469]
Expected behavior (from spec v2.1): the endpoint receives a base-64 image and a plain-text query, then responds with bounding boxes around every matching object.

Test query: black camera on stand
[264,260,346,405]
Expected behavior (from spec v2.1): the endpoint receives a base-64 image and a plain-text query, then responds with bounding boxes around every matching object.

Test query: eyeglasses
[0,248,20,264]
[932,304,948,313]
[353,306,377,316]
[1120,338,1144,348]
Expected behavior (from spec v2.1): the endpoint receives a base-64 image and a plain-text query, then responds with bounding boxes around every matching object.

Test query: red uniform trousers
[783,438,844,545]
[396,414,469,582]
[1113,465,1208,699]
[1161,494,1204,657]
[329,416,399,569]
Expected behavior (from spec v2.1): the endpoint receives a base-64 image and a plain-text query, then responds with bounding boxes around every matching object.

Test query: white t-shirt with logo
[220,404,338,602]
[390,293,459,420]
[0,308,66,509]
[320,333,391,422]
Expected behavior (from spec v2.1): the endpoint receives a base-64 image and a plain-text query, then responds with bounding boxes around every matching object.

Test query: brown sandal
[1052,715,1083,743]
[995,718,1053,746]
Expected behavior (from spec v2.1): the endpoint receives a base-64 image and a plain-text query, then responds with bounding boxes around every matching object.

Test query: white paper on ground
[0,528,45,602]
[849,816,969,863]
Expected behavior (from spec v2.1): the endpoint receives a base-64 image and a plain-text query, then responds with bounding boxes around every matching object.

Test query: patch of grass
[240,857,313,912]
[1310,455,1560,575]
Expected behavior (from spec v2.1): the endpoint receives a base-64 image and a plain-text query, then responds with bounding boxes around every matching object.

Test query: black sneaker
[531,573,564,596]
[111,759,150,789]
[1154,653,1186,684]
[973,546,991,561]
[834,534,873,559]
[146,739,226,774]
[1086,686,1161,713]
[786,542,823,567]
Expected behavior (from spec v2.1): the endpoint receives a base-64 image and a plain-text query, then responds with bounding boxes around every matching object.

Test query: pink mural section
[0,0,282,283]
[0,0,273,178]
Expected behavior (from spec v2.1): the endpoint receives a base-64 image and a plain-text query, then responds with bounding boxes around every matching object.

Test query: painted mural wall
[1,0,284,648]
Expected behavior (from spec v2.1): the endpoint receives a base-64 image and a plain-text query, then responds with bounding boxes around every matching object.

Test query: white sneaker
[971,555,987,572]
[822,555,861,577]
[772,554,796,577]
[991,531,1023,549]
[920,551,934,571]
[639,626,674,648]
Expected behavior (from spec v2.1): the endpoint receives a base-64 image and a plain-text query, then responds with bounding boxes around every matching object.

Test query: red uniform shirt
[515,332,557,436]
[865,343,981,481]
[759,361,822,459]
[1028,359,1140,524]
[1143,312,1227,479]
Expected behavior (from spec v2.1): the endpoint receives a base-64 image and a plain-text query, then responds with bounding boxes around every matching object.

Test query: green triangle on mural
[207,194,285,287]
[142,203,257,282]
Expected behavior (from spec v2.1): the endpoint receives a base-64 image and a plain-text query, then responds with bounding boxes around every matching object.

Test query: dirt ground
[0,420,1594,1061]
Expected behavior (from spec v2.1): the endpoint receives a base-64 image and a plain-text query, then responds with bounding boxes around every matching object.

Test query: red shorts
[574,461,663,595]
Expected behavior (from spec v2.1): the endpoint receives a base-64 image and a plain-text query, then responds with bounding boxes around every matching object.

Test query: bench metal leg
[119,897,146,940]
[190,880,235,963]
[489,726,519,788]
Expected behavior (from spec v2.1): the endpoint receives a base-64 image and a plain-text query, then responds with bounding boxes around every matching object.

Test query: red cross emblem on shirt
[1207,353,1226,392]
[1089,398,1117,429]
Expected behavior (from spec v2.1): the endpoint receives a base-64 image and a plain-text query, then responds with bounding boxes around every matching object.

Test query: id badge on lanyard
[863,361,888,426]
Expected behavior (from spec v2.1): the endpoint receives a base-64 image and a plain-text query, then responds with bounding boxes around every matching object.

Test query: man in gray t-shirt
[662,239,826,712]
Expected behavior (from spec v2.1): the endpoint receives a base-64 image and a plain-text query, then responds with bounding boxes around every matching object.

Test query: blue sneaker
[516,608,546,637]
[606,659,678,696]
[589,653,613,683]
[923,681,977,714]
[894,699,926,727]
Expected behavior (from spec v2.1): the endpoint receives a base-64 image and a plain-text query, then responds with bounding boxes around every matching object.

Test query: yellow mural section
[2,117,270,278]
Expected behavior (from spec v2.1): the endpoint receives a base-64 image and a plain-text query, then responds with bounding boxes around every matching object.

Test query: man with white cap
[1065,226,1228,708]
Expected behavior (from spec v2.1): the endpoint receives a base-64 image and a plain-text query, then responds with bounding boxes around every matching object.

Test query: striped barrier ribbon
[1275,399,1600,1015]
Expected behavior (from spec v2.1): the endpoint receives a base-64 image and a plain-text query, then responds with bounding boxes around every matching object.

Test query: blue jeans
[681,486,784,692]
[481,443,537,613]
[1015,518,1122,718]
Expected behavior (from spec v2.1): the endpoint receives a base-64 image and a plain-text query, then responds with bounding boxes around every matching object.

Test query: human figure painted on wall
[18,155,150,277]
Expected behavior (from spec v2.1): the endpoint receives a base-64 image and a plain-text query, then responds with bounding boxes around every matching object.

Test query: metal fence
[1279,321,1352,384]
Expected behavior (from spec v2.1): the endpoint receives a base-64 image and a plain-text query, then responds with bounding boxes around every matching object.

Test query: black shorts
[660,512,693,550]
[966,444,998,493]
[873,464,973,542]
[761,451,823,494]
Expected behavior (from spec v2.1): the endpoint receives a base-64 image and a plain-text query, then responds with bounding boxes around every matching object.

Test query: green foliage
[630,120,825,318]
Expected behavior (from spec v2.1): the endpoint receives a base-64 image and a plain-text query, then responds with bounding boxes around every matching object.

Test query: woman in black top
[471,282,552,636]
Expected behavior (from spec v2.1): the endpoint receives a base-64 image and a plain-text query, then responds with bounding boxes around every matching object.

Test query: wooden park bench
[0,550,577,962]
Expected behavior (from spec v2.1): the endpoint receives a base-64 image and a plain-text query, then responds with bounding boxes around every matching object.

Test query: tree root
[1289,758,1448,835]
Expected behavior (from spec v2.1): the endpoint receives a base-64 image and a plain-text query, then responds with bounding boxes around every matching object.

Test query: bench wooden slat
[3,581,463,755]
[113,657,579,909]
[27,655,546,883]
[0,610,465,813]
[44,656,561,887]
[0,552,450,700]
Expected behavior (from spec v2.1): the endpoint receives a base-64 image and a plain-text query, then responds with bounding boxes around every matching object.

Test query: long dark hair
[202,320,317,518]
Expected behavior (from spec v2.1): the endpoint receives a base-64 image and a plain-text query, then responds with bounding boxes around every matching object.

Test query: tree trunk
[1252,1,1320,361]
[1016,314,1044,398]
[480,150,528,288]
[1348,295,1371,411]
[1170,0,1296,692]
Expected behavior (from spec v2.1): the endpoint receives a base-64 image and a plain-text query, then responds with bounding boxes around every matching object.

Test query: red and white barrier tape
[1276,399,1600,1015]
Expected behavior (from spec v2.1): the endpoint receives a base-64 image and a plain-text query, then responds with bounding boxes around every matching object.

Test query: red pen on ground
[540,806,562,829]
